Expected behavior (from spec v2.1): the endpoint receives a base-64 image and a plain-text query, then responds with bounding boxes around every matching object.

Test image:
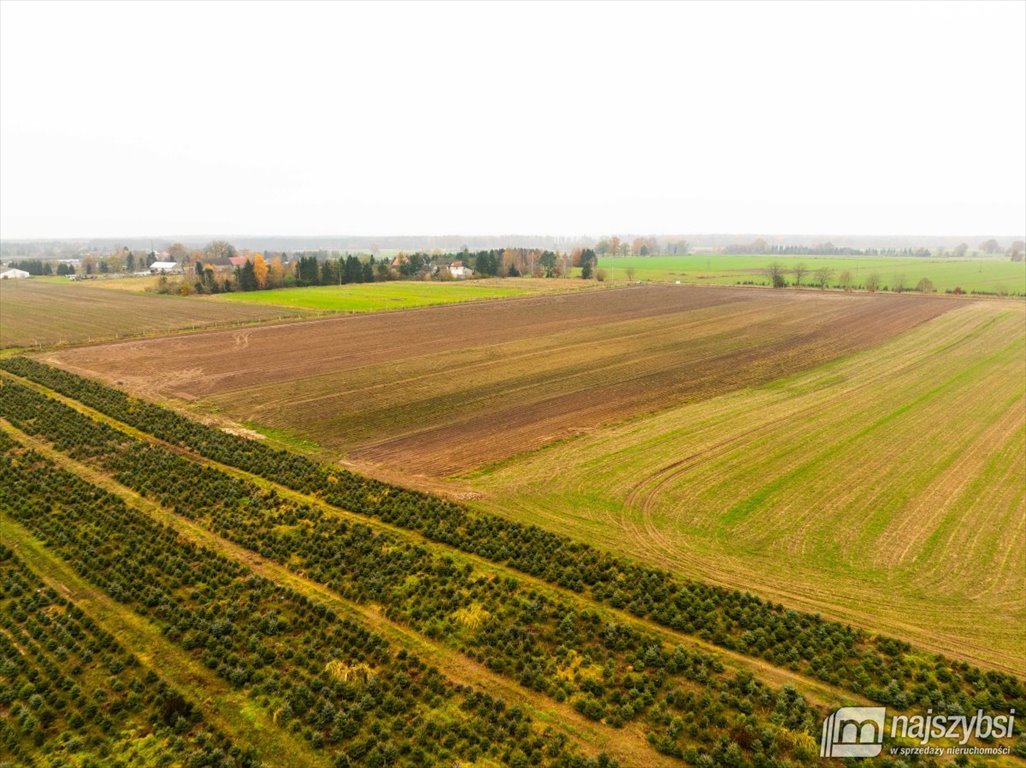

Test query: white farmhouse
[448,260,471,279]
[0,268,30,279]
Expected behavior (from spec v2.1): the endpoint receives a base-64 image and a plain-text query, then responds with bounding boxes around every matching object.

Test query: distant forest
[4,232,1025,262]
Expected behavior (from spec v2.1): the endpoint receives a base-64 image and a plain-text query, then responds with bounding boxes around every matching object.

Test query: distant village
[0,241,606,293]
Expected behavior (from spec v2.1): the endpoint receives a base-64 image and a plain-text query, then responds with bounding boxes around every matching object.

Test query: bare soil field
[0,278,308,349]
[45,285,956,475]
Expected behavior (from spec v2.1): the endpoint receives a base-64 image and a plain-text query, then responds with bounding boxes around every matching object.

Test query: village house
[448,260,471,279]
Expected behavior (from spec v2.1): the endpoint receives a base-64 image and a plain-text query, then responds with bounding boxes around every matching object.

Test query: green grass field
[600,253,1026,294]
[215,278,600,312]
[465,300,1026,673]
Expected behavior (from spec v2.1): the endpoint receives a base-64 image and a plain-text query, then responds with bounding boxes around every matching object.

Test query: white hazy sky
[1,0,1024,239]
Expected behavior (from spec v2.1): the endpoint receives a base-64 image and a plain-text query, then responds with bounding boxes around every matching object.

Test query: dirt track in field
[44,285,958,476]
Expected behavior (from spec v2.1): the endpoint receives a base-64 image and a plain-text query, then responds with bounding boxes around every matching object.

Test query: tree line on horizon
[165,244,604,295]
[728,237,1025,260]
[5,236,1022,288]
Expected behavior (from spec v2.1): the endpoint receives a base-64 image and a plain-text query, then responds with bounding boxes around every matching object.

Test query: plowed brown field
[1,278,310,349]
[44,285,956,476]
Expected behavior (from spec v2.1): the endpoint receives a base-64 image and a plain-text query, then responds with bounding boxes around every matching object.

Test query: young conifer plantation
[1,361,1024,766]
[2,3,1023,766]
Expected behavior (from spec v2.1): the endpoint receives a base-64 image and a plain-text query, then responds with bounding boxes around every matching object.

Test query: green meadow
[214,279,592,312]
[600,253,1026,294]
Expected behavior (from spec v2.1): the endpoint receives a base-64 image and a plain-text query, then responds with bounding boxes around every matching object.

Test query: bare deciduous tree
[203,240,237,263]
[167,242,190,263]
[1009,241,1024,262]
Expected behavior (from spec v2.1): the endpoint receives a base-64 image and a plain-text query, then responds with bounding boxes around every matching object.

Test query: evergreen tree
[343,255,362,284]
[580,249,597,279]
[238,261,258,291]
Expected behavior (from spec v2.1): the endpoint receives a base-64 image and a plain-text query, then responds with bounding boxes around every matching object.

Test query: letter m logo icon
[820,706,886,757]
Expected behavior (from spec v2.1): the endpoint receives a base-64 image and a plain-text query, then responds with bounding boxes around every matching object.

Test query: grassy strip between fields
[0,419,671,768]
[0,515,329,768]
[0,368,862,712]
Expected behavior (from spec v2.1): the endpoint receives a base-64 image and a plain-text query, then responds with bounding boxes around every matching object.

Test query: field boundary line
[0,418,675,768]
[0,367,868,709]
[0,512,329,768]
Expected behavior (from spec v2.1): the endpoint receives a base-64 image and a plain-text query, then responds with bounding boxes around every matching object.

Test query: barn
[149,261,181,275]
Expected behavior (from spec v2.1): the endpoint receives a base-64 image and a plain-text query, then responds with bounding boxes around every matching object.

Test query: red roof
[229,255,248,267]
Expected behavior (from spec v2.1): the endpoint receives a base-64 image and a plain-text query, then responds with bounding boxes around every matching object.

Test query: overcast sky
[1,0,1024,239]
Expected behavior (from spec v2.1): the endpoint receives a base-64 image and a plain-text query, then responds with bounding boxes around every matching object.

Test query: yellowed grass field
[466,301,1026,673]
